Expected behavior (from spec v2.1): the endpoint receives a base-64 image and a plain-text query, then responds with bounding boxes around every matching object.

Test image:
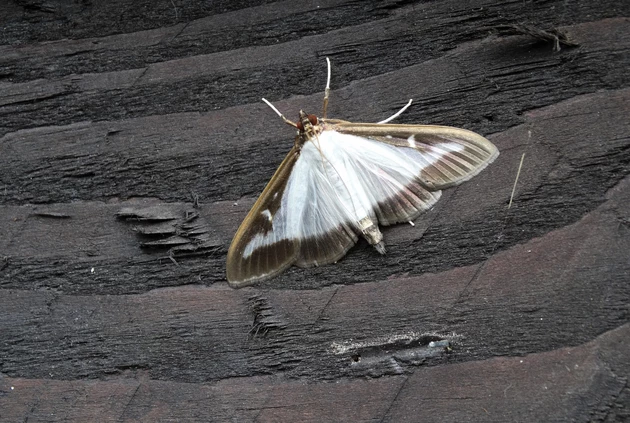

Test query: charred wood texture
[1,1,629,421]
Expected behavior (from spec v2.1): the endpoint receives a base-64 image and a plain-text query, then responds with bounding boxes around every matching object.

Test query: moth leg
[377,99,413,124]
[262,98,298,128]
[322,57,332,118]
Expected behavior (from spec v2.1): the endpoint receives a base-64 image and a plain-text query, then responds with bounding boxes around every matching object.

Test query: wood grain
[1,1,629,421]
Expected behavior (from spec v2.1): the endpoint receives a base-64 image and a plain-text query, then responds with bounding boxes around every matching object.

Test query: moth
[226,58,498,288]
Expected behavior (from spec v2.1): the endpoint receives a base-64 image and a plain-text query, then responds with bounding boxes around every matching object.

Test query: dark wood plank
[2,85,629,293]
[1,1,629,421]
[1,161,629,383]
[1,324,627,422]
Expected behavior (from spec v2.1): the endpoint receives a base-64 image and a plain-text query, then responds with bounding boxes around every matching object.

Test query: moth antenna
[262,98,298,128]
[378,99,413,124]
[322,57,331,119]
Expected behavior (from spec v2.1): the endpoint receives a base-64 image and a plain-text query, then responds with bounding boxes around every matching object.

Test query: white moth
[226,58,498,287]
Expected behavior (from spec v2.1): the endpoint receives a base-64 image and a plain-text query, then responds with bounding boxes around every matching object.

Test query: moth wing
[312,130,441,227]
[226,143,358,287]
[314,124,498,226]
[283,140,359,268]
[332,123,499,190]
[227,123,499,287]
[226,147,301,288]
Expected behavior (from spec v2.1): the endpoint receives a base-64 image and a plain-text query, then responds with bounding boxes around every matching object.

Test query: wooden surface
[1,1,629,421]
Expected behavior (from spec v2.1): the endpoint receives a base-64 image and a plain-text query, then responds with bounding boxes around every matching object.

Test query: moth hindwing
[226,60,498,287]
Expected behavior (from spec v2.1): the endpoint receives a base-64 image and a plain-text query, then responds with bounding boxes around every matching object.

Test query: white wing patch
[241,130,456,257]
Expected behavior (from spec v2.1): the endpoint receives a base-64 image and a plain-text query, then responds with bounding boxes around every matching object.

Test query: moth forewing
[226,146,301,287]
[326,122,499,190]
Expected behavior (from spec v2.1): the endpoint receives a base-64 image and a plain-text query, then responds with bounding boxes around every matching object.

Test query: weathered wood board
[1,1,629,421]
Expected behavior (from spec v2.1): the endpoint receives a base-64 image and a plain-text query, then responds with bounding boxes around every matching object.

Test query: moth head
[296,110,319,132]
